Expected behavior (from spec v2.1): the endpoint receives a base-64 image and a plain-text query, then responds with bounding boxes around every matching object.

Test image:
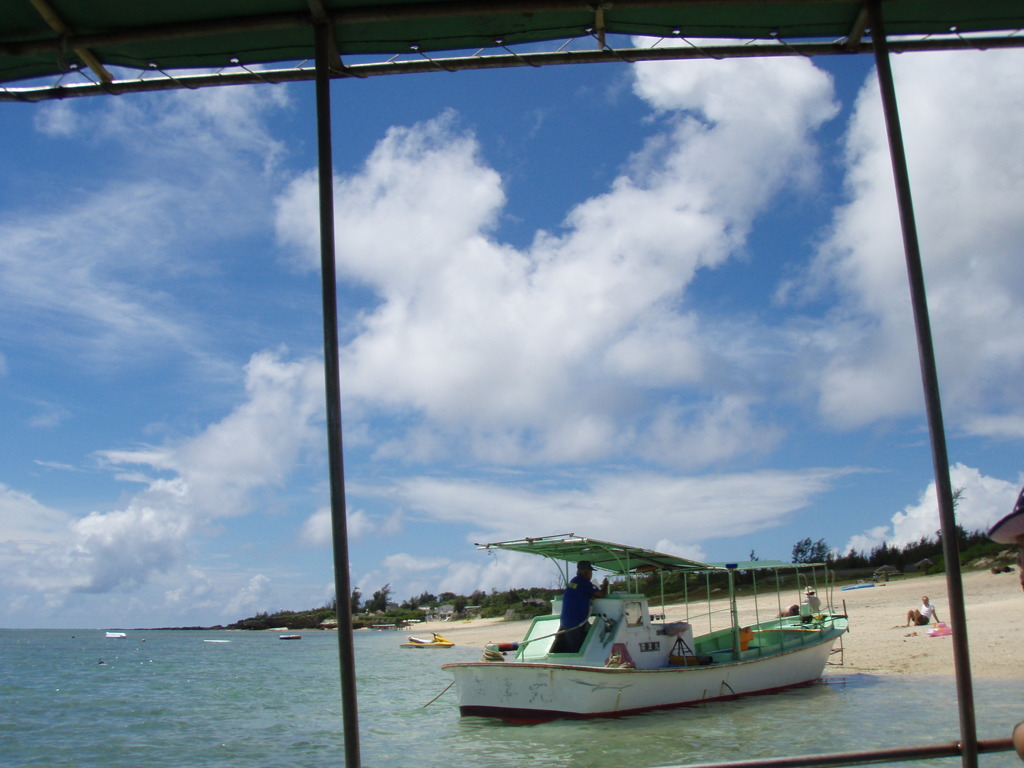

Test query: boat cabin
[516,593,686,668]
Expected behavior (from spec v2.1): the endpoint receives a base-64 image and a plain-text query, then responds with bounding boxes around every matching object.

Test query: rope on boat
[423,680,455,707]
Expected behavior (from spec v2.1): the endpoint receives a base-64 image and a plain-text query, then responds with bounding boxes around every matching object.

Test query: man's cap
[578,560,593,570]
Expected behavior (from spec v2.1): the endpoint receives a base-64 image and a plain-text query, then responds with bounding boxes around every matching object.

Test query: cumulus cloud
[0,484,73,548]
[299,506,376,547]
[399,468,848,542]
[70,501,194,593]
[347,465,851,596]
[806,49,1024,433]
[96,352,322,518]
[381,552,451,574]
[7,47,1021,626]
[0,351,322,602]
[843,464,1021,554]
[275,57,838,468]
[225,573,272,617]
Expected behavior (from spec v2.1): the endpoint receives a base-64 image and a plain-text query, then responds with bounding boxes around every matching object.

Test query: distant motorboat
[279,634,302,640]
[105,632,126,638]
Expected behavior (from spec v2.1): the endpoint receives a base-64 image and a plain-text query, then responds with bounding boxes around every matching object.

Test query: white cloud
[275,58,838,468]
[442,555,535,597]
[299,506,376,547]
[343,464,849,599]
[97,352,323,519]
[963,414,1024,440]
[807,49,1024,432]
[843,525,893,559]
[34,101,77,137]
[8,48,1021,628]
[890,465,1020,546]
[0,483,73,545]
[299,507,332,547]
[1,351,323,600]
[225,573,272,617]
[377,466,850,550]
[69,502,193,593]
[1,87,289,370]
[381,552,451,574]
[653,538,707,564]
[843,464,1021,554]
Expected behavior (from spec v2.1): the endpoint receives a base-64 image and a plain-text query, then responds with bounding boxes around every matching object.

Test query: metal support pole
[866,3,976,766]
[314,20,361,768]
[727,566,740,660]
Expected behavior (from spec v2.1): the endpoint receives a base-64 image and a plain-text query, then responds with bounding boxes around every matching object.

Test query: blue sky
[1,42,1022,629]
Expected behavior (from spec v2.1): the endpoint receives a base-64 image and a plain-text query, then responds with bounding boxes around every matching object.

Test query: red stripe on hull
[458,678,821,724]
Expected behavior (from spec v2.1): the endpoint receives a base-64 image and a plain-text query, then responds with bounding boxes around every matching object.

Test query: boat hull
[444,632,839,722]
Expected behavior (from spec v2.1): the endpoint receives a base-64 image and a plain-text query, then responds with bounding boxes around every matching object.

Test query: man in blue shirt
[553,560,608,653]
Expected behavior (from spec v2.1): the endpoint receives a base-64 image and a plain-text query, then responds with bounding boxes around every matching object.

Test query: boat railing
[672,609,846,661]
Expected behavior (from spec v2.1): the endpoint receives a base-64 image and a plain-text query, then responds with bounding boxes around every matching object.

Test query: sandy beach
[407,569,1023,679]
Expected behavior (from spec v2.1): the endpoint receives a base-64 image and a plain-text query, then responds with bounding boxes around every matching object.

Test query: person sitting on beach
[551,560,607,654]
[906,595,939,627]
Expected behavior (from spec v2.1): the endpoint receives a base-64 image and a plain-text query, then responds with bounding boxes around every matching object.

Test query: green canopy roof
[476,533,814,575]
[478,534,716,574]
[3,0,1023,93]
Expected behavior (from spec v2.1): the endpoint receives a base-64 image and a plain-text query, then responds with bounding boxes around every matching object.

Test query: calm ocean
[1,629,1020,768]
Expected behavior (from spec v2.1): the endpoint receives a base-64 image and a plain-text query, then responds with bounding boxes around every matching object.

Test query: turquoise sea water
[1,629,1020,768]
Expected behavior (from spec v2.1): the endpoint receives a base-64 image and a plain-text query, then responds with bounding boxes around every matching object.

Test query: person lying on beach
[905,595,939,627]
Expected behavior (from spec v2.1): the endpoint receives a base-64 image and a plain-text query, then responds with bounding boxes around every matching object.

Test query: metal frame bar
[653,737,1014,768]
[867,1,978,766]
[3,34,1023,103]
[314,19,361,768]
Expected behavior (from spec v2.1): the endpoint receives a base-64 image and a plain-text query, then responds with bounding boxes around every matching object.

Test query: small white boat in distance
[443,534,848,723]
[279,634,302,640]
[105,632,126,638]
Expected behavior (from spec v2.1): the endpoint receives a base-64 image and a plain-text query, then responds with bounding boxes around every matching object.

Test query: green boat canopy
[3,0,1024,95]
[477,533,811,575]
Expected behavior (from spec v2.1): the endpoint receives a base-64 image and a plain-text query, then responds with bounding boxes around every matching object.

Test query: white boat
[104,631,126,638]
[442,534,848,723]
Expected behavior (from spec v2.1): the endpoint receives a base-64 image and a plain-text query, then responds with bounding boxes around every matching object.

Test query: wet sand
[408,569,1023,679]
